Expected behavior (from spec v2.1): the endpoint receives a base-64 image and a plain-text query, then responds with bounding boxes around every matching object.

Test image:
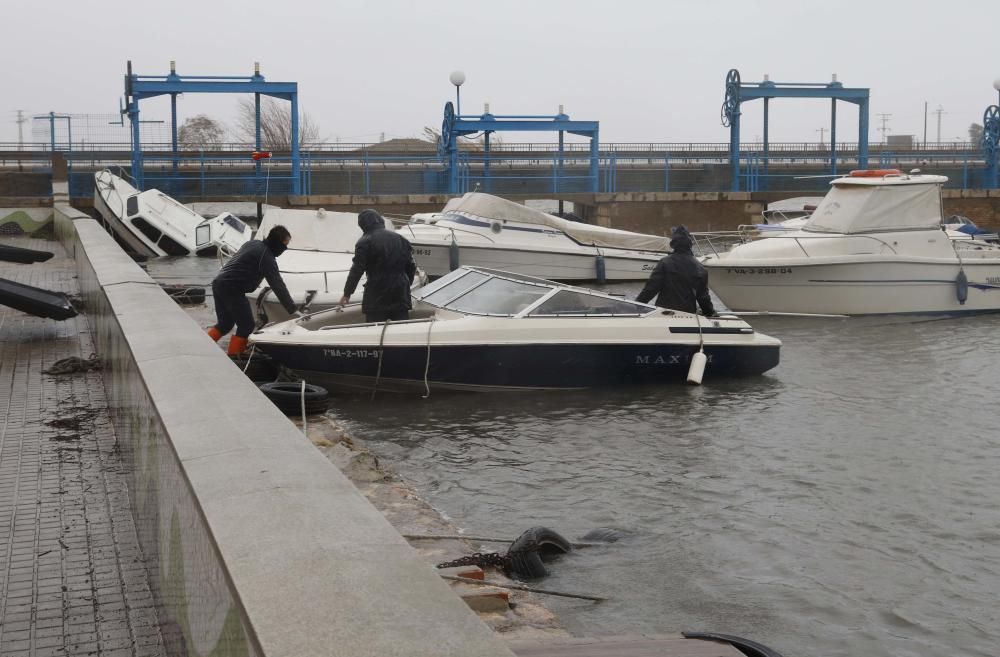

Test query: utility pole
[877,113,892,143]
[933,105,946,146]
[816,127,826,146]
[923,101,928,149]
[16,110,27,150]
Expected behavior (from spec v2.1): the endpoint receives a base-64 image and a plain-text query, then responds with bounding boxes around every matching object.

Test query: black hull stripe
[257,343,780,391]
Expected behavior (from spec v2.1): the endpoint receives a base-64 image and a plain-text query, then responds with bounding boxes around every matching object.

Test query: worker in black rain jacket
[207,225,298,355]
[339,209,417,323]
[636,225,716,316]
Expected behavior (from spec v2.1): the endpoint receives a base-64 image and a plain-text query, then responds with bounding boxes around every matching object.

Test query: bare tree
[235,97,322,150]
[177,114,226,149]
[969,122,984,144]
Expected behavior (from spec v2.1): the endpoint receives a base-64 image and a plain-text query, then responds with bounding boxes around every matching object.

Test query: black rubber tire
[229,353,279,382]
[161,284,206,305]
[505,526,572,579]
[258,381,330,415]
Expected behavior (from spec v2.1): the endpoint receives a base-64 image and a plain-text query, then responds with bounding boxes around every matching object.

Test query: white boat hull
[706,258,1000,315]
[410,242,661,281]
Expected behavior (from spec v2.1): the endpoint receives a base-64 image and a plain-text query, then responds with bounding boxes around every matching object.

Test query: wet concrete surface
[0,236,165,657]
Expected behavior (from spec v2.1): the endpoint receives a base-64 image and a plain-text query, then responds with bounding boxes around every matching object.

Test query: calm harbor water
[150,256,1000,657]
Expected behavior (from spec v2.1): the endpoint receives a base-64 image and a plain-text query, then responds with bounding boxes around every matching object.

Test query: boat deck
[0,235,166,657]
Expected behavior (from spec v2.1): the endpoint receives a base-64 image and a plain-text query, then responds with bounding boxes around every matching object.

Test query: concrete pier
[0,194,519,656]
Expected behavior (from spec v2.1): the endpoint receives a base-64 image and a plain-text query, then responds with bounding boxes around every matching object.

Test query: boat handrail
[396,221,499,245]
[774,233,900,257]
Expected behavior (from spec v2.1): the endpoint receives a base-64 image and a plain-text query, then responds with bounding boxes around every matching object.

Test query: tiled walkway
[0,236,165,657]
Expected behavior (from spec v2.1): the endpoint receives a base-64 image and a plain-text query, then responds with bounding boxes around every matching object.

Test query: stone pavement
[0,236,165,657]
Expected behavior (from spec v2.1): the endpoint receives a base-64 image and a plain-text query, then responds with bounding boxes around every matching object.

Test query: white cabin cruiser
[93,170,251,258]
[397,193,669,281]
[703,170,1000,315]
[248,208,428,323]
[249,266,781,393]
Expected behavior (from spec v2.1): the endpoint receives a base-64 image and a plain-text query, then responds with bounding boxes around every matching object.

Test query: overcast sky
[3,0,999,146]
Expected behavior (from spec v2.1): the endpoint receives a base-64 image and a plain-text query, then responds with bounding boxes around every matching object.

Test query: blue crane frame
[123,60,300,194]
[439,101,600,194]
[982,102,1000,189]
[721,68,870,191]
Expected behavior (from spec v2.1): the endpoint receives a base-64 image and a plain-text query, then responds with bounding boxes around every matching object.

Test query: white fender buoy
[687,349,707,385]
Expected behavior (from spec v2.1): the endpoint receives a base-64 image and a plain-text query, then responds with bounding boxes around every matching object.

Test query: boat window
[195,224,211,246]
[419,270,490,306]
[223,215,248,233]
[157,234,190,256]
[126,195,139,217]
[445,278,550,316]
[528,290,649,316]
[131,217,161,243]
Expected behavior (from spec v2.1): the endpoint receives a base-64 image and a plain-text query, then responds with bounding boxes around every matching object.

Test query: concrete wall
[53,201,515,657]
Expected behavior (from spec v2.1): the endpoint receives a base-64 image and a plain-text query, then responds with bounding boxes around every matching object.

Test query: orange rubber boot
[226,335,249,355]
[207,327,223,342]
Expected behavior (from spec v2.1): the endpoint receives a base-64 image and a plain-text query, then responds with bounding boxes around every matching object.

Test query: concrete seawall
[52,200,515,656]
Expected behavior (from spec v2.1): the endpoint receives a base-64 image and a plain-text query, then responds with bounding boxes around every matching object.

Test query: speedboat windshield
[414,267,654,317]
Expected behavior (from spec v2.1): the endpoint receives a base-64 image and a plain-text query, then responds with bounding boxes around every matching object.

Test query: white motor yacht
[248,208,427,322]
[93,169,251,258]
[249,266,781,393]
[396,193,670,281]
[702,169,1000,315]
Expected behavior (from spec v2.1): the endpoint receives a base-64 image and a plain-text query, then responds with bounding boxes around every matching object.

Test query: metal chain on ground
[436,552,512,572]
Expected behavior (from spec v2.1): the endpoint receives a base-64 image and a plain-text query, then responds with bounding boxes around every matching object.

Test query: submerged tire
[161,284,206,305]
[505,526,572,579]
[229,353,279,382]
[258,381,330,415]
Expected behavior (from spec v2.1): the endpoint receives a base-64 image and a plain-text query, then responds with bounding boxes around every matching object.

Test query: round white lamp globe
[450,71,466,87]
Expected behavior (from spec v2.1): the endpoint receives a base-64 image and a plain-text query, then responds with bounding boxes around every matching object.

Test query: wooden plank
[507,634,746,657]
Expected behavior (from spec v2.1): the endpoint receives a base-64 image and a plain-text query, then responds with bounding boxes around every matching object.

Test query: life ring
[258,381,330,415]
[505,526,572,579]
[848,169,902,178]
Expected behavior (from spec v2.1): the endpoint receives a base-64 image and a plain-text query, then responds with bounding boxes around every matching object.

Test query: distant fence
[1,142,993,199]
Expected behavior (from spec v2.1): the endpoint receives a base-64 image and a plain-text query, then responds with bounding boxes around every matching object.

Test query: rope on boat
[421,318,436,399]
[370,319,391,401]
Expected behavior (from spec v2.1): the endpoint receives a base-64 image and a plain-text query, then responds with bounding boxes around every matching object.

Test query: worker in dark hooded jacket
[207,225,297,355]
[636,225,716,316]
[339,209,417,322]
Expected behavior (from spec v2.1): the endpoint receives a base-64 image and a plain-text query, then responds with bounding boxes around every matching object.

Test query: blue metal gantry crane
[721,69,870,191]
[122,60,301,194]
[438,101,600,194]
[982,82,1000,189]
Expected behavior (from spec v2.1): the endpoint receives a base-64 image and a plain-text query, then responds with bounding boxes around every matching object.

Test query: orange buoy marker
[251,151,273,161]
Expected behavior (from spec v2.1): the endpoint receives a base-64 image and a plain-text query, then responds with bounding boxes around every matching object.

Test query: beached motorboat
[93,170,252,258]
[396,193,669,281]
[247,208,428,322]
[702,169,1000,315]
[249,266,781,393]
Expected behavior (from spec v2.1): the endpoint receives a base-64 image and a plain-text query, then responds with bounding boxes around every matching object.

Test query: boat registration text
[725,267,793,275]
[323,348,380,359]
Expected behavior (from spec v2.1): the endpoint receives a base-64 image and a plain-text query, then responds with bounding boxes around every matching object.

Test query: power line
[876,113,892,143]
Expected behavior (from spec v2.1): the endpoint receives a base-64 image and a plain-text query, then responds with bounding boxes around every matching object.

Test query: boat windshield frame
[413,267,657,318]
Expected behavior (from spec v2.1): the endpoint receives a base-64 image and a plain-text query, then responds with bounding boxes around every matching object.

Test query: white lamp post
[994,78,1000,104]
[450,70,466,116]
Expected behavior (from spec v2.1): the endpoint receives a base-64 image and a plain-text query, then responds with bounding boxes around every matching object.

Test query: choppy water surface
[151,254,1000,657]
[329,300,1000,657]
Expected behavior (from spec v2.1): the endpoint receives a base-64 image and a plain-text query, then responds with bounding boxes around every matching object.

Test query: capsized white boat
[93,169,251,258]
[247,208,428,322]
[702,169,1000,315]
[248,266,781,393]
[396,193,670,281]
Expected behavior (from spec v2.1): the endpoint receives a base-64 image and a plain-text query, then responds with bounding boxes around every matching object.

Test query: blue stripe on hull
[257,343,780,392]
